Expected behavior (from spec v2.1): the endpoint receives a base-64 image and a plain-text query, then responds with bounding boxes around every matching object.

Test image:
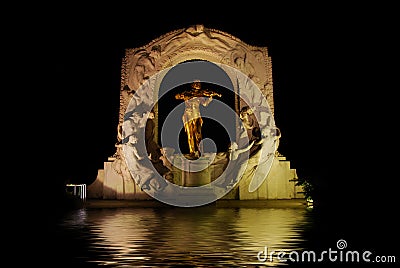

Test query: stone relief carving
[111,144,133,184]
[119,24,273,123]
[113,25,276,189]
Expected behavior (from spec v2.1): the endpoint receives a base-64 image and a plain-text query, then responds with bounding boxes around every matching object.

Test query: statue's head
[128,135,138,144]
[150,45,162,58]
[240,106,254,117]
[228,141,238,151]
[191,79,201,90]
[148,110,155,119]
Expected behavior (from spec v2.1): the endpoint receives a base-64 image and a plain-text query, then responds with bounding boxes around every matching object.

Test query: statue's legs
[184,120,196,155]
[194,118,203,155]
[184,118,203,157]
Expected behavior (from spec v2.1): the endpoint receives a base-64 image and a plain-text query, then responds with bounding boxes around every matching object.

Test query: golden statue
[175,80,222,159]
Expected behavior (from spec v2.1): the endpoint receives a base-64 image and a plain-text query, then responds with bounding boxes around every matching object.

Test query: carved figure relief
[113,25,277,196]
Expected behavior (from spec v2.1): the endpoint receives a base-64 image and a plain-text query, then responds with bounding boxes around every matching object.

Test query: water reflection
[48,206,313,267]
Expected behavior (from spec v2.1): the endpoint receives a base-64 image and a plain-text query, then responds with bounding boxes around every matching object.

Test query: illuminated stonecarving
[119,24,274,126]
[87,25,303,203]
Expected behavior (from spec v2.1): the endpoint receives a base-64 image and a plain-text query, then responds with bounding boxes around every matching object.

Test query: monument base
[87,154,304,202]
[172,154,213,187]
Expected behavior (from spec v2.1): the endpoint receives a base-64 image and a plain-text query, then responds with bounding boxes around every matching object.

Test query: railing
[66,184,87,200]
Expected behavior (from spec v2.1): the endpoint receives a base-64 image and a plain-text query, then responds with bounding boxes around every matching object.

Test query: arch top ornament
[120,24,274,123]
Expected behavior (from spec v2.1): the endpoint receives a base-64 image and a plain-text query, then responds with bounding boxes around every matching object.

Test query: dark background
[24,4,397,256]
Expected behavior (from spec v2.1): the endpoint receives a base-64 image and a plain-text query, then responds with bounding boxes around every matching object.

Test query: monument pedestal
[87,155,304,202]
[172,155,212,187]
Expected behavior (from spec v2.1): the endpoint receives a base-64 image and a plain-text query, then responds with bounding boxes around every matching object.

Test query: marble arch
[119,24,275,144]
[87,25,303,202]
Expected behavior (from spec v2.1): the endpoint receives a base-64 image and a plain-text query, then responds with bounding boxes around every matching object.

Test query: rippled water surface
[42,205,320,267]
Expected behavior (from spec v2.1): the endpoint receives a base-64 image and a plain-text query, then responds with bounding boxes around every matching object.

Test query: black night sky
[27,5,398,250]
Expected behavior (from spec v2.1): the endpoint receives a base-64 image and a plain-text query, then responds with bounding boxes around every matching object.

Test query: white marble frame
[117,25,274,162]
